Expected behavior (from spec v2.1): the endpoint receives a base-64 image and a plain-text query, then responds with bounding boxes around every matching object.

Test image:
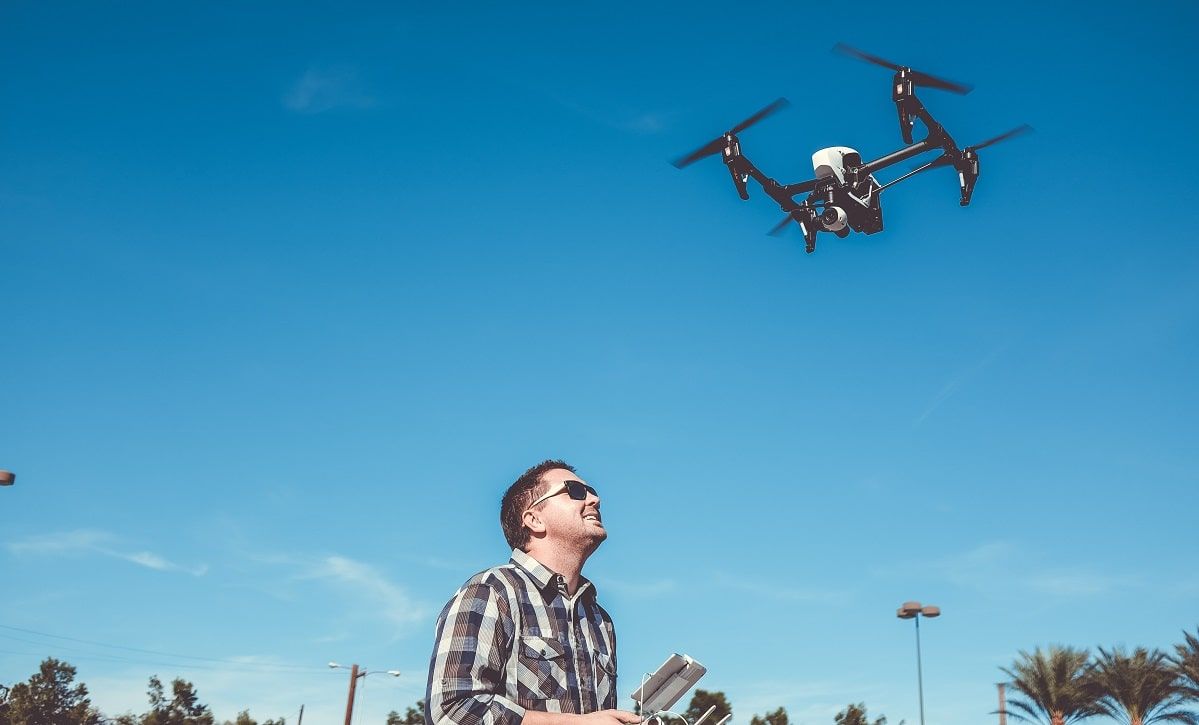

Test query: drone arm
[728,155,812,208]
[857,137,942,178]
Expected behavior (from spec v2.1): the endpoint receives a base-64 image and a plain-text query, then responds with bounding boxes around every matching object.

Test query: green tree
[0,658,102,725]
[1089,647,1196,725]
[386,700,425,725]
[749,707,788,725]
[221,712,284,725]
[683,691,733,725]
[834,703,887,725]
[140,676,215,725]
[1002,646,1101,725]
[1172,629,1199,701]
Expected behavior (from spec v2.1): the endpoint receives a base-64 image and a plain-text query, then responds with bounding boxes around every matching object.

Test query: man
[426,460,641,725]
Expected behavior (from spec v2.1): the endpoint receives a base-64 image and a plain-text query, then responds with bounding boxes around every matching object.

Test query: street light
[329,662,401,725]
[897,601,940,725]
[0,470,15,486]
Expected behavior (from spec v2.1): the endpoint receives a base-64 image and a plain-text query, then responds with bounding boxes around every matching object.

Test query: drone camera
[820,206,848,232]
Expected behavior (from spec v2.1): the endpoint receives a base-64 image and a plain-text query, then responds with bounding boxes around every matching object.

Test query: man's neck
[524,545,591,595]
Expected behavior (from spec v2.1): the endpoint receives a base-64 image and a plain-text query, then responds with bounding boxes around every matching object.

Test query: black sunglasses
[527,480,598,508]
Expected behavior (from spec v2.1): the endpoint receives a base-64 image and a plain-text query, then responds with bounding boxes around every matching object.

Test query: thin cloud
[6,529,207,576]
[591,575,678,599]
[737,678,874,719]
[710,572,851,604]
[879,541,1136,598]
[283,65,376,114]
[1024,571,1138,596]
[915,347,1004,426]
[299,555,426,631]
[548,95,676,135]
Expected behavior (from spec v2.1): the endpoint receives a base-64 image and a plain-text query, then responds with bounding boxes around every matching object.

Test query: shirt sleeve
[426,579,527,725]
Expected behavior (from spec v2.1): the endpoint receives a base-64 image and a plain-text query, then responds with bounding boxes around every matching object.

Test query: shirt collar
[510,548,596,600]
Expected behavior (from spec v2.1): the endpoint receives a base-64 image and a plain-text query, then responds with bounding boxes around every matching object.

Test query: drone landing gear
[767,207,820,253]
[956,151,979,206]
[722,135,751,200]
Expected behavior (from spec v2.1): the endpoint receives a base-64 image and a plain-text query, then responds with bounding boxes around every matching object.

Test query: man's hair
[500,459,577,551]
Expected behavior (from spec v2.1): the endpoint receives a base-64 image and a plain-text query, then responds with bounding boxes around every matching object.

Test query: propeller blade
[768,215,795,237]
[908,70,973,95]
[966,124,1033,152]
[671,98,791,169]
[833,42,972,94]
[671,138,725,169]
[731,97,791,135]
[833,42,901,72]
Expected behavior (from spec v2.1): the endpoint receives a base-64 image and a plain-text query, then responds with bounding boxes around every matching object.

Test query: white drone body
[812,146,859,184]
[810,146,881,232]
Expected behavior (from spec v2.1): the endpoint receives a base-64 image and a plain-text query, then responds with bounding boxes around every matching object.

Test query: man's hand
[524,709,642,725]
[579,710,642,725]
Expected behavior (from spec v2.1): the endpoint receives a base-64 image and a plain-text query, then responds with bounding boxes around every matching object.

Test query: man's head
[500,459,605,554]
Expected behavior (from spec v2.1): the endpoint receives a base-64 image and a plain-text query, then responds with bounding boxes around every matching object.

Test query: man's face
[528,468,606,551]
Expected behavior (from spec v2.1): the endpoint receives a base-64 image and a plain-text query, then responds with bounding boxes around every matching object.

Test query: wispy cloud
[6,529,208,576]
[283,65,376,114]
[1025,571,1139,596]
[537,91,677,136]
[298,555,426,632]
[879,540,1137,598]
[592,575,678,599]
[710,572,851,604]
[737,678,875,719]
[915,347,1004,426]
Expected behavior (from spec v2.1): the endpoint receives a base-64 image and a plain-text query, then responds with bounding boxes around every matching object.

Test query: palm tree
[1089,646,1197,725]
[1001,646,1100,725]
[1172,628,1199,701]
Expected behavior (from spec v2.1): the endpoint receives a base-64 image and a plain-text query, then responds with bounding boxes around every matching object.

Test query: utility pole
[297,704,304,725]
[329,660,400,725]
[343,664,360,725]
[997,684,1007,725]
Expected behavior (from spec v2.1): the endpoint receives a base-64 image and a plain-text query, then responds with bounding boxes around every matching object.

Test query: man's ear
[522,509,546,535]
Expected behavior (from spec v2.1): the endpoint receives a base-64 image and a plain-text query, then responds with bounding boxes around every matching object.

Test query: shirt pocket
[593,650,617,708]
[516,633,570,709]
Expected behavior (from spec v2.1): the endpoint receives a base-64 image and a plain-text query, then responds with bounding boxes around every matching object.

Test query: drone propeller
[768,214,795,237]
[915,125,1034,170]
[671,98,791,169]
[966,123,1033,152]
[832,43,974,95]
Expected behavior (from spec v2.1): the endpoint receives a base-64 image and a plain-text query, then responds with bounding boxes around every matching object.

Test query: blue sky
[3,1,1198,723]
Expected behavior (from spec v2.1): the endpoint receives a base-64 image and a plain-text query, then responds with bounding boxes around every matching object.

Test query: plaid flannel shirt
[425,549,619,725]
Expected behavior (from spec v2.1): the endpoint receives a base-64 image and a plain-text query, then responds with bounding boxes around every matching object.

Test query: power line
[0,623,334,673]
[0,644,341,677]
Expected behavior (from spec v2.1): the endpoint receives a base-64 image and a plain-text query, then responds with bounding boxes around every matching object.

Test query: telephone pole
[329,661,401,725]
[342,664,360,725]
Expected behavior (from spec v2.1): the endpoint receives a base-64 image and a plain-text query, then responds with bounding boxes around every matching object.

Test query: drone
[672,43,1032,254]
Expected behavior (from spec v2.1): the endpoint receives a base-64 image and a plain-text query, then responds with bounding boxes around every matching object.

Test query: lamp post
[0,470,15,486]
[896,601,940,725]
[329,662,400,725]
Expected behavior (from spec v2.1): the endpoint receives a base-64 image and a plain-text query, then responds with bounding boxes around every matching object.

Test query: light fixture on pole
[897,601,940,725]
[0,470,15,486]
[329,662,401,725]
